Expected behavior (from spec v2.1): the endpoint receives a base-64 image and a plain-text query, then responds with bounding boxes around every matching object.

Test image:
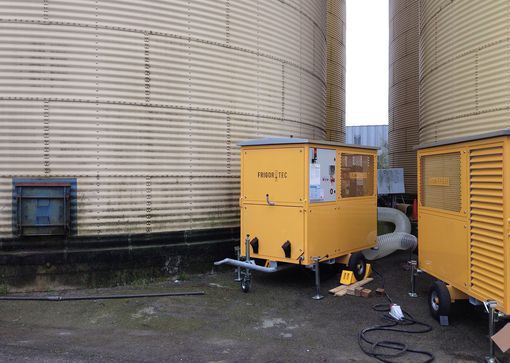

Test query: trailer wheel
[348,252,367,281]
[241,277,251,293]
[428,280,451,320]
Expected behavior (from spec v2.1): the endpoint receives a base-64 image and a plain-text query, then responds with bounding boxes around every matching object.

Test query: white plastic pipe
[214,258,281,273]
[362,207,417,261]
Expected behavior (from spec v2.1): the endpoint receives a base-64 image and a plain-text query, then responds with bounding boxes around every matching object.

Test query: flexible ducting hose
[378,207,411,233]
[362,208,417,261]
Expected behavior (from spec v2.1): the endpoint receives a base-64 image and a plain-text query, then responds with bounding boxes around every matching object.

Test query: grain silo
[326,0,346,142]
[389,0,419,195]
[419,0,510,143]
[0,0,343,280]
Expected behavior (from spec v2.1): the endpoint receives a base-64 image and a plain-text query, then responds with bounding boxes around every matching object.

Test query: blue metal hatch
[13,179,76,237]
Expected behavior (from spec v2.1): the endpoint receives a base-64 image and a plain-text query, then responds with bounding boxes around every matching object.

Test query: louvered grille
[469,145,505,303]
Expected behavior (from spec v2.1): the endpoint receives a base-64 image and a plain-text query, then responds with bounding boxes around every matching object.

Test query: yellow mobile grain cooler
[215,138,378,297]
[417,130,510,328]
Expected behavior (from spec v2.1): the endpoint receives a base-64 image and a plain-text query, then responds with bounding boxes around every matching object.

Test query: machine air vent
[469,145,505,304]
[420,152,461,212]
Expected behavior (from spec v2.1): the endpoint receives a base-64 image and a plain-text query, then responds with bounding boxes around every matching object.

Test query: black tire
[241,277,251,293]
[428,280,451,320]
[348,252,367,281]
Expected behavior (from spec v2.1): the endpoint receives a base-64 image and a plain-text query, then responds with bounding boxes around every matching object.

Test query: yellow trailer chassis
[215,137,378,298]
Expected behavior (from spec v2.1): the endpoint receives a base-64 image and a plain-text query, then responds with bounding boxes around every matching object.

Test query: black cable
[358,306,434,363]
[370,265,392,304]
[0,291,205,301]
[358,265,434,363]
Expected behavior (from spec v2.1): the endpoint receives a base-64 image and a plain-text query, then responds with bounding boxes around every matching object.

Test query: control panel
[309,148,336,203]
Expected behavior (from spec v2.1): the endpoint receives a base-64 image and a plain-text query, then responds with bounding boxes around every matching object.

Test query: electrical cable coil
[358,266,435,363]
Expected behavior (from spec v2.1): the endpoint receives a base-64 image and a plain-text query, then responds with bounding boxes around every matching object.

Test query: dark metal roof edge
[238,137,379,150]
[415,129,510,150]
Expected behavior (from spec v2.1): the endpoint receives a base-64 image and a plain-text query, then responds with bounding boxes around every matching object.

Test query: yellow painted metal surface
[419,211,469,289]
[242,147,305,205]
[469,144,506,304]
[418,135,510,313]
[447,285,469,302]
[241,141,377,265]
[242,204,304,262]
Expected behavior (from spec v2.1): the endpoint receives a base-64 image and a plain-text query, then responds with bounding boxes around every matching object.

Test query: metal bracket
[485,300,499,363]
[408,260,418,298]
[439,315,449,326]
[312,256,324,300]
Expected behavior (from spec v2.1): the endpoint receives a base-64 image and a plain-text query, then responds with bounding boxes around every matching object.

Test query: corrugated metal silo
[326,0,346,142]
[419,0,510,143]
[389,0,419,194]
[0,1,334,253]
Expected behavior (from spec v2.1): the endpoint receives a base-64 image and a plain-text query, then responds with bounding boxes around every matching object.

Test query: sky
[345,0,389,126]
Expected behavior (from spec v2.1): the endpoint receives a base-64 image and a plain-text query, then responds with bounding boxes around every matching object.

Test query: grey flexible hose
[378,207,411,233]
[363,232,417,261]
[362,207,417,261]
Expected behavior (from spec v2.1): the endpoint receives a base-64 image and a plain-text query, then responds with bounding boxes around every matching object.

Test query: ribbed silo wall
[0,1,328,244]
[389,0,419,194]
[326,0,346,142]
[420,0,510,143]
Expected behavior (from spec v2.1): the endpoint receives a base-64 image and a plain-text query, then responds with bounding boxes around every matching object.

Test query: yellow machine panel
[242,204,304,261]
[417,130,510,314]
[242,147,305,205]
[240,138,378,266]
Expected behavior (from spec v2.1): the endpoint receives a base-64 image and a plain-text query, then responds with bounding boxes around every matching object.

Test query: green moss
[177,272,188,281]
[0,274,8,295]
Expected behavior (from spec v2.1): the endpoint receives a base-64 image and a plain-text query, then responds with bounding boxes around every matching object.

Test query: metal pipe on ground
[0,291,205,301]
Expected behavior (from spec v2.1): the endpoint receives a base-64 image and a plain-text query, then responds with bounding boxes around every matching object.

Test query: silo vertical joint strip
[475,51,479,112]
[144,33,151,104]
[43,0,49,22]
[187,1,193,229]
[95,0,100,236]
[227,114,231,175]
[146,177,152,233]
[281,64,285,120]
[225,0,231,45]
[43,101,50,176]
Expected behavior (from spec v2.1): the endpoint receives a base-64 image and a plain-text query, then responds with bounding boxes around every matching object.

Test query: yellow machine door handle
[266,194,276,206]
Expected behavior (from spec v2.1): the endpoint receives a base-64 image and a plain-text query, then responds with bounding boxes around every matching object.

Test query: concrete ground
[0,251,508,362]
